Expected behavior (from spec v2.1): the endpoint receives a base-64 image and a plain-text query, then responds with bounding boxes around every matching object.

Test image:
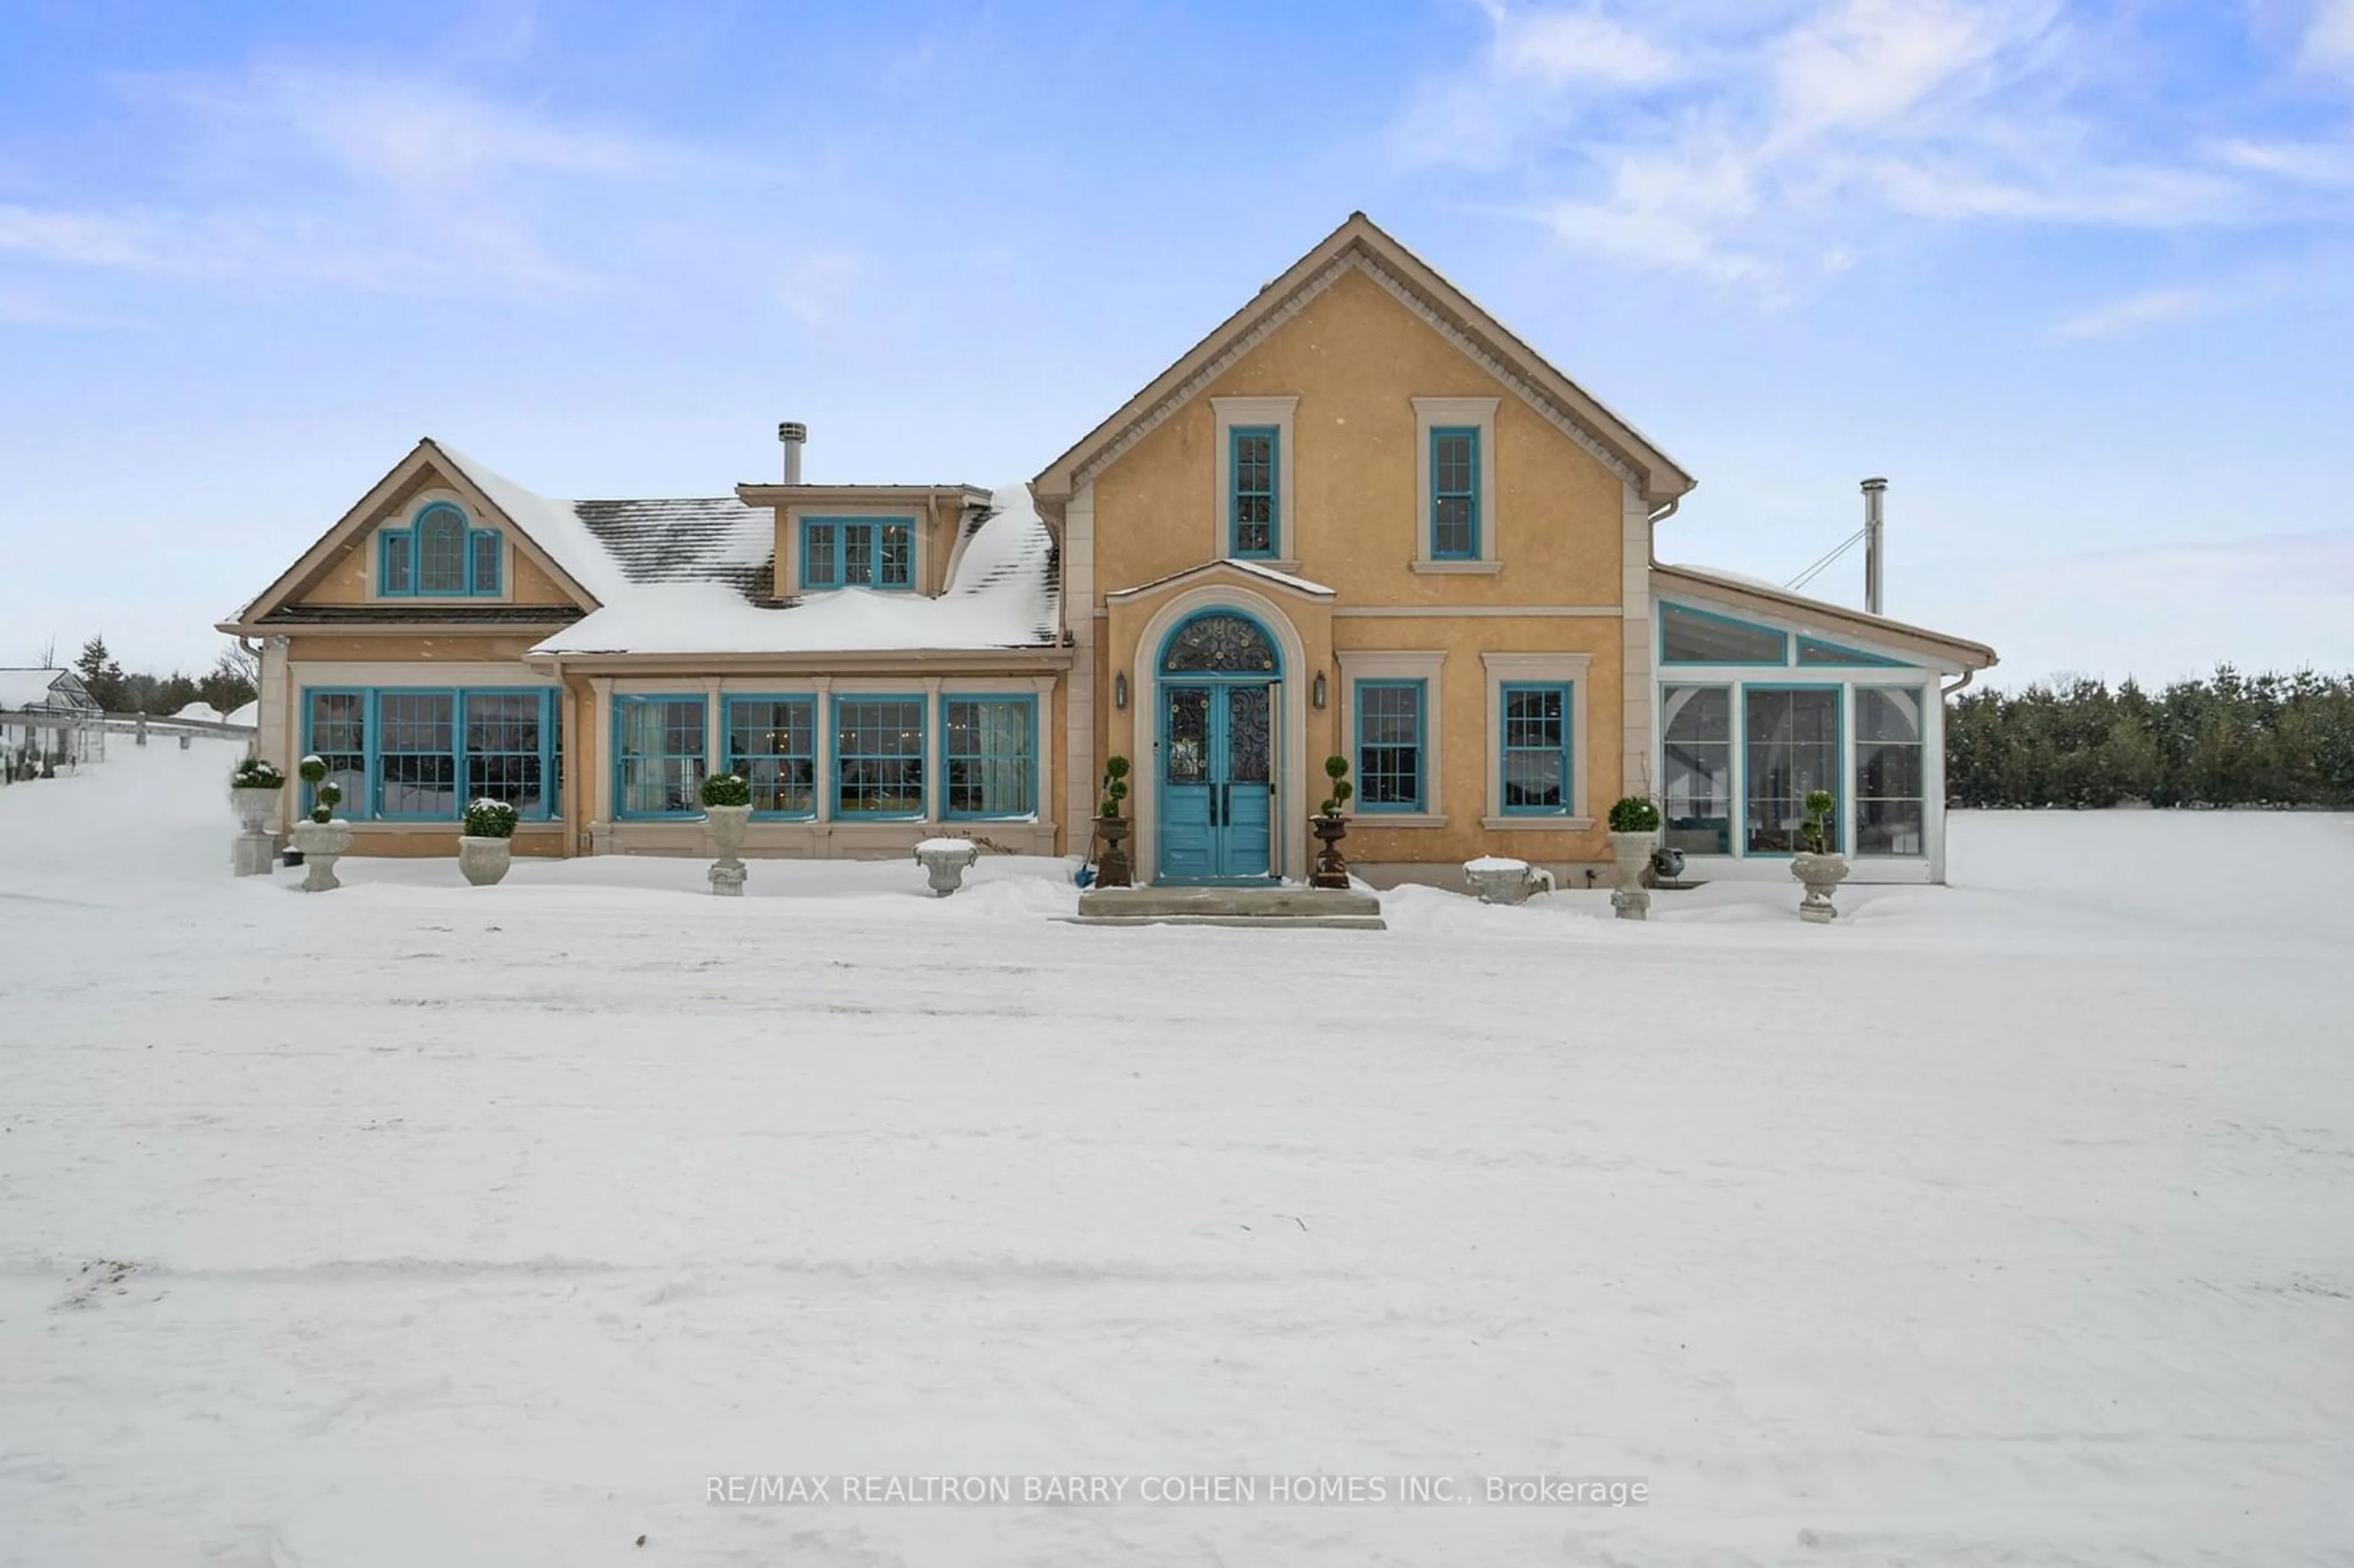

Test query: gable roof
[1031,211,1696,511]
[1104,558,1337,603]
[225,444,1062,658]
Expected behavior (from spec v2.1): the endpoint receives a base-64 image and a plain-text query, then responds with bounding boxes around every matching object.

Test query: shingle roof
[572,497,777,602]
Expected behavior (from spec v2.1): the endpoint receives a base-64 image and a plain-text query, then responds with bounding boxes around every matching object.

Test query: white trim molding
[1481,651,1593,830]
[1411,396,1500,569]
[1336,650,1449,828]
[1210,395,1299,566]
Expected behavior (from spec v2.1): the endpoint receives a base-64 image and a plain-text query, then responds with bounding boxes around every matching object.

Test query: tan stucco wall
[1086,266,1632,873]
[1090,267,1627,609]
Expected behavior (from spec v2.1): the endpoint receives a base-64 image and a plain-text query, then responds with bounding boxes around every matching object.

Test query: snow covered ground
[4,740,2351,1567]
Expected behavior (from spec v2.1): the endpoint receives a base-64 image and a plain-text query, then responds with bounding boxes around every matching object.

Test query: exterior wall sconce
[1312,671,1328,710]
[1113,671,1129,710]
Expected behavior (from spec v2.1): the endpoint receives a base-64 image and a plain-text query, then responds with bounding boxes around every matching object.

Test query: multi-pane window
[378,503,501,597]
[835,696,926,817]
[1355,680,1425,812]
[944,696,1037,818]
[1229,427,1278,558]
[1661,685,1733,855]
[1661,603,1788,664]
[465,693,547,818]
[305,691,368,818]
[1431,428,1479,560]
[302,688,557,822]
[1854,688,1926,856]
[378,693,458,818]
[1743,687,1840,853]
[802,518,915,590]
[726,697,817,818]
[615,696,706,818]
[1501,683,1572,813]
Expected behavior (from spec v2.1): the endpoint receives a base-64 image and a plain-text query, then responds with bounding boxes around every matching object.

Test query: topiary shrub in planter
[228,756,286,875]
[1790,787,1848,923]
[459,797,519,887]
[1606,794,1663,920]
[700,771,753,896]
[291,755,354,892]
[1092,756,1133,889]
[1308,754,1355,889]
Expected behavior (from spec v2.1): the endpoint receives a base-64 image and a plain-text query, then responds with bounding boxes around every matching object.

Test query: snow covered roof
[528,482,1059,657]
[0,669,96,713]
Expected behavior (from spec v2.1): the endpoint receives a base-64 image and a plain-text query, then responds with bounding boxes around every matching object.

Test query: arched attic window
[381,502,503,597]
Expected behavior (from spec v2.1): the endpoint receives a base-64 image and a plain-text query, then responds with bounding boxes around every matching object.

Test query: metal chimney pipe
[778,421,807,484]
[1861,476,1887,615]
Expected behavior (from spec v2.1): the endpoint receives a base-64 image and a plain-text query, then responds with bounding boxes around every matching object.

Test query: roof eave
[1650,563,1997,671]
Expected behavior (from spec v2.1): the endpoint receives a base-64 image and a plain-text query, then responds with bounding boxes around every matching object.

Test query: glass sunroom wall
[1660,685,1733,854]
[1743,688,1841,854]
[1854,687,1927,856]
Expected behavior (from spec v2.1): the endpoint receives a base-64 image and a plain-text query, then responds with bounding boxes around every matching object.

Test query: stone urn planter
[1463,854,1553,905]
[457,837,512,887]
[1790,851,1850,923]
[459,797,519,887]
[703,803,752,896]
[229,781,281,877]
[1092,816,1133,889]
[1309,814,1352,890]
[1604,796,1665,921]
[290,818,354,892]
[913,837,980,897]
[1606,831,1657,920]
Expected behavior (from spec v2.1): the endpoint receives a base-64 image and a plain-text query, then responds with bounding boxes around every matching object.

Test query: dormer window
[802,517,915,590]
[381,502,502,597]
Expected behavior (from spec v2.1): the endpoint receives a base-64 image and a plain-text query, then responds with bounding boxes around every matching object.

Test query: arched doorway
[1155,609,1281,882]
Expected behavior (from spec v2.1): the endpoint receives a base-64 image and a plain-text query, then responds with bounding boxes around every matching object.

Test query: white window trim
[1412,397,1500,571]
[782,504,929,598]
[1211,395,1300,571]
[1482,651,1591,829]
[1336,650,1447,827]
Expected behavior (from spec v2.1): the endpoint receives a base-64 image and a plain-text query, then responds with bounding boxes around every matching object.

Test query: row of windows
[801,517,915,591]
[1660,683,1926,858]
[1227,427,1481,562]
[615,693,1037,821]
[303,689,558,820]
[380,503,503,597]
[1659,602,1908,668]
[1348,679,1575,818]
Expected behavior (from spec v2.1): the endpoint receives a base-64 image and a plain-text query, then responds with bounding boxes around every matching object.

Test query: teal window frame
[379,502,503,598]
[300,687,560,823]
[801,517,916,591]
[1660,601,1790,666]
[1499,682,1575,815]
[1853,686,1927,857]
[1353,679,1426,813]
[1430,427,1480,560]
[723,695,818,820]
[1796,634,1907,668]
[1228,426,1279,559]
[612,695,707,821]
[833,694,927,820]
[942,693,1038,820]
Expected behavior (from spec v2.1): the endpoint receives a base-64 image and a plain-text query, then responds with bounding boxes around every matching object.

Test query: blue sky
[2,0,2349,685]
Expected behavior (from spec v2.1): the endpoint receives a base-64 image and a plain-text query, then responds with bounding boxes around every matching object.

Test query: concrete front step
[1072,885,1385,930]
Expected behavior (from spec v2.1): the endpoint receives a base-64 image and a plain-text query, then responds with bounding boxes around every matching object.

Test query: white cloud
[1395,0,2343,289]
[2304,0,2354,76]
[2051,285,2227,340]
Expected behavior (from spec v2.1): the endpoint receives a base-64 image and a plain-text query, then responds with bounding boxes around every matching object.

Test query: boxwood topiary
[1607,795,1663,834]
[700,772,752,809]
[463,797,520,839]
[232,755,286,790]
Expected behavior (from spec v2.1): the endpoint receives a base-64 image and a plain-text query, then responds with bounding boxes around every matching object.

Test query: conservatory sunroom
[1647,569,1997,885]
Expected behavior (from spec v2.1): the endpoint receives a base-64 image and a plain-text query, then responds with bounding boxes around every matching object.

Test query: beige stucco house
[221,213,1994,886]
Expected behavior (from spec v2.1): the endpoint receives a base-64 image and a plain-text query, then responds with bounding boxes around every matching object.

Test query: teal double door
[1159,682,1273,881]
